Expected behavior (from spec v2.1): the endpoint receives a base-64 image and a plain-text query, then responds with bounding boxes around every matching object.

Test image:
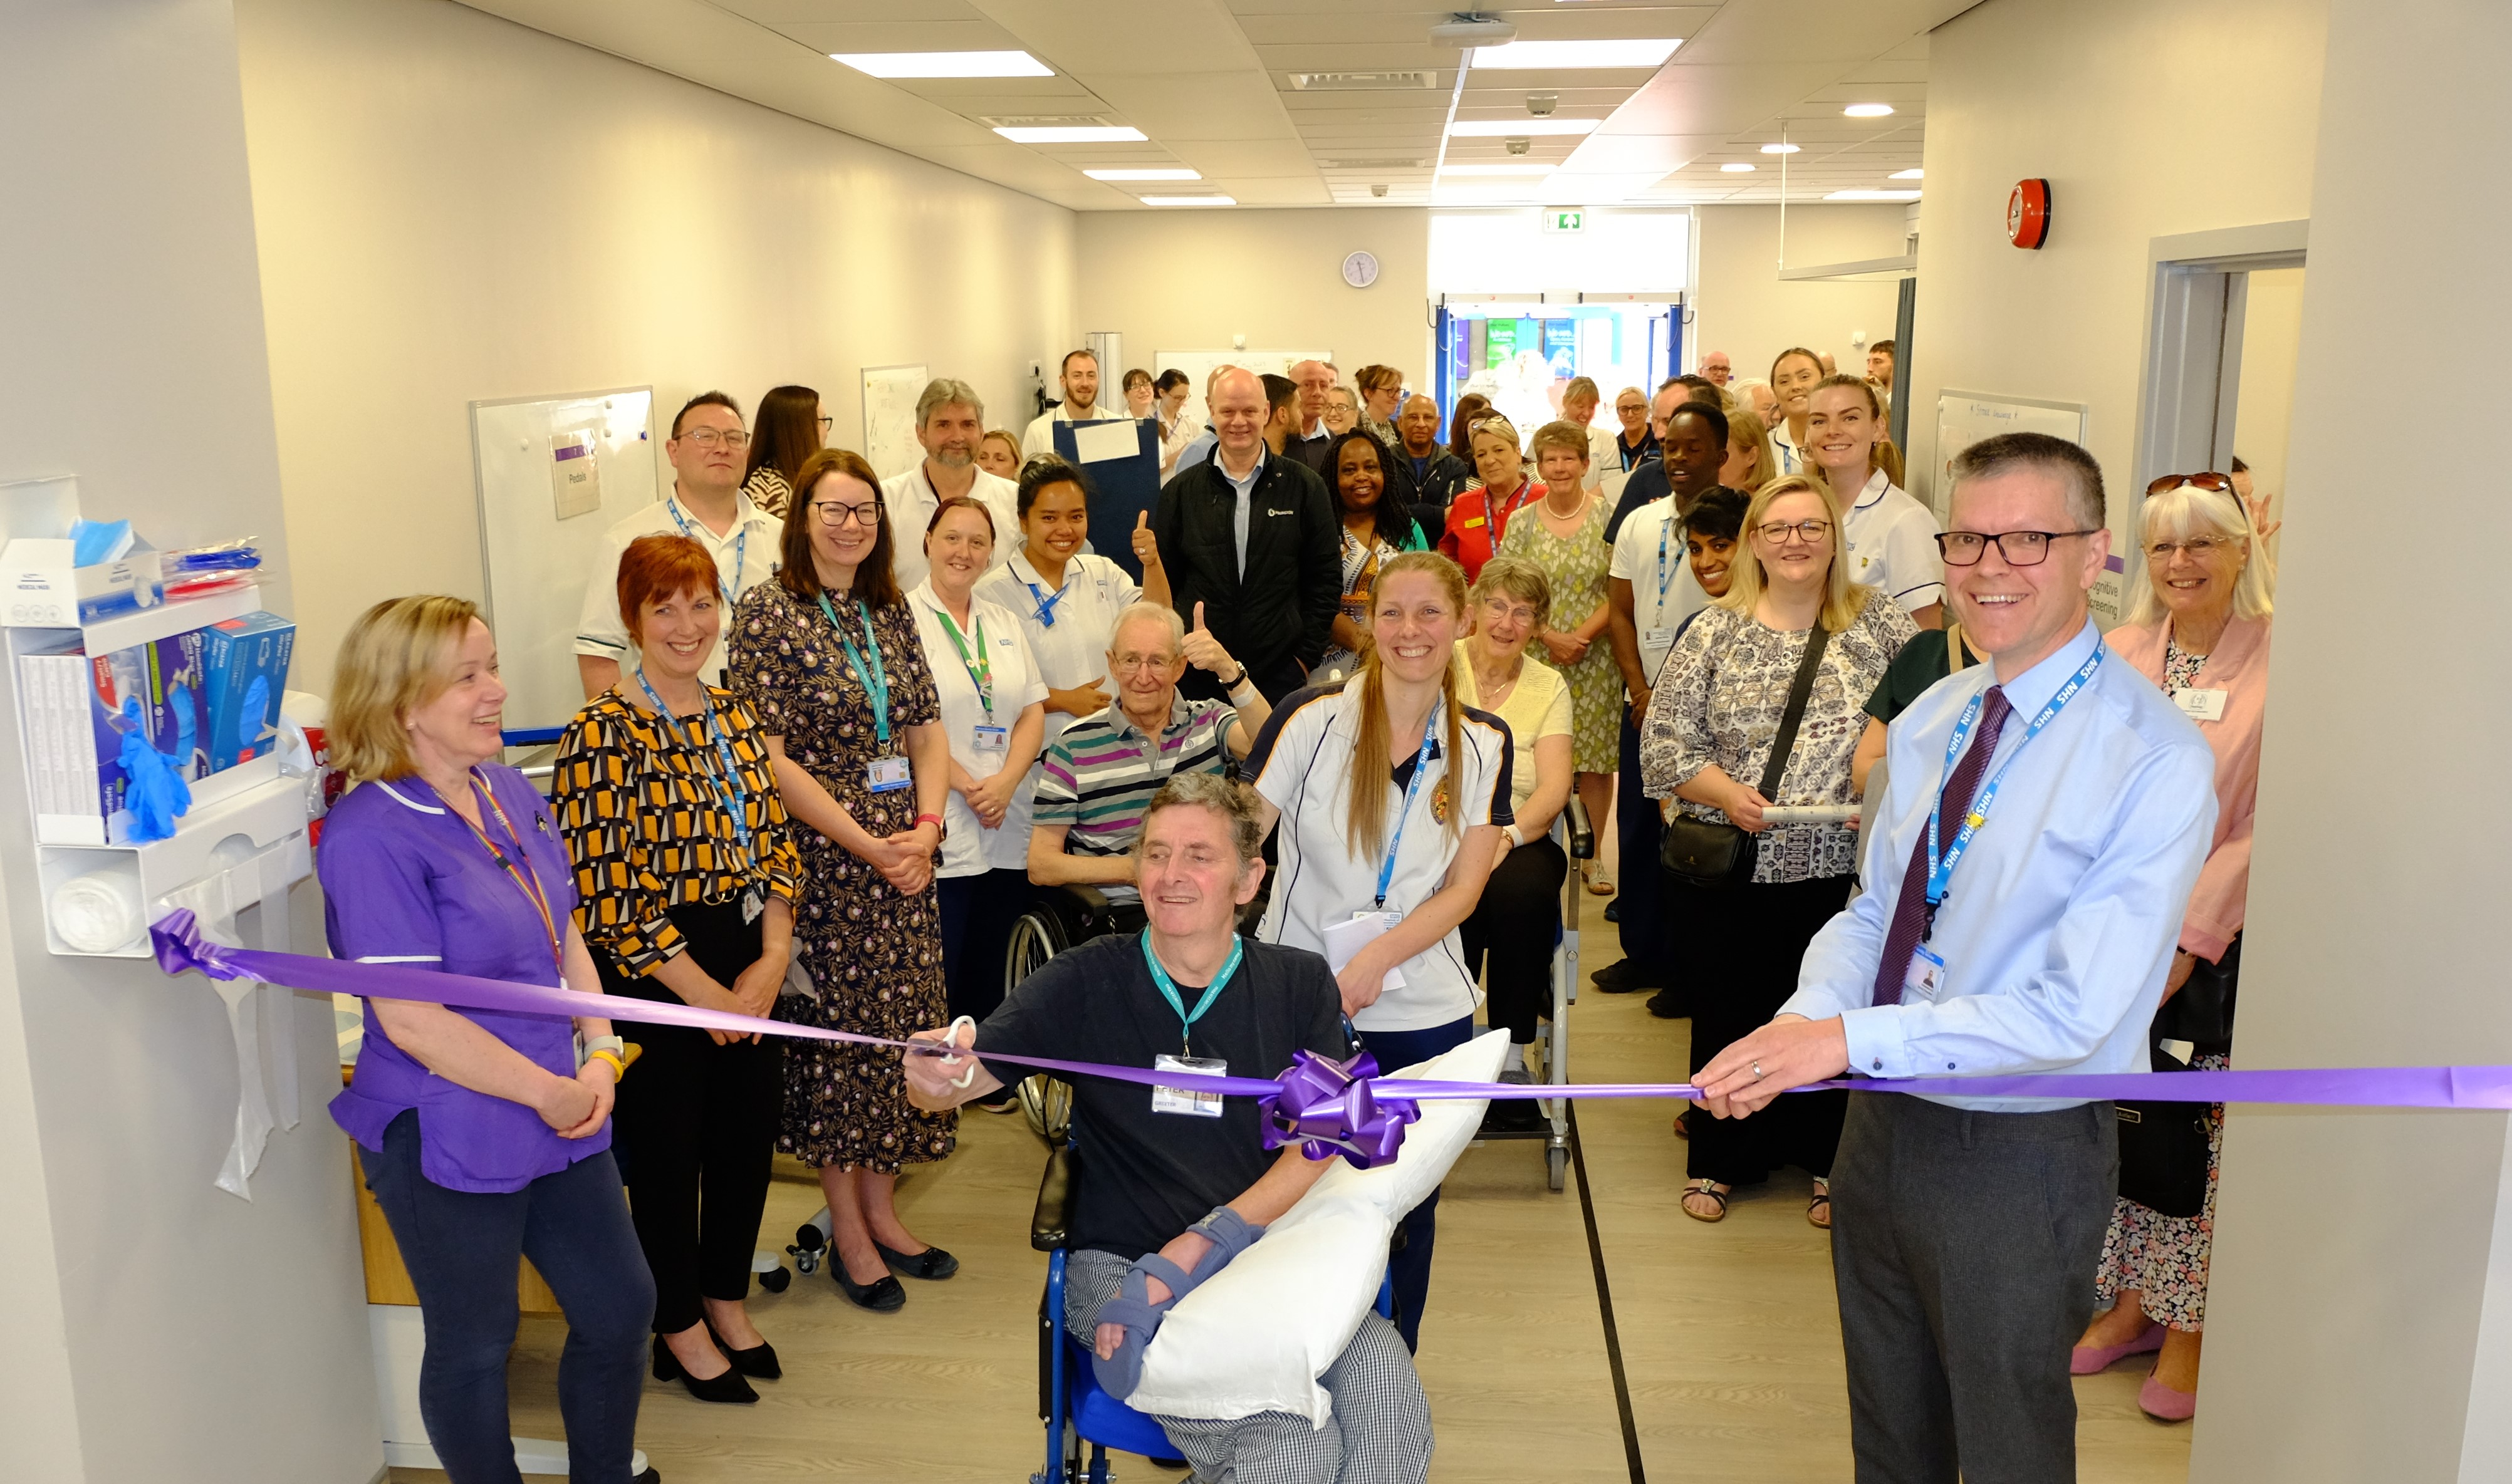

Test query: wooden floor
[390,884,2194,1483]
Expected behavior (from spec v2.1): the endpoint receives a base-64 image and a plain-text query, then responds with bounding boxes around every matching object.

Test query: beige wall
[236,0,1078,685]
[1689,204,1909,392]
[1075,207,1432,392]
[1907,0,2327,514]
[0,1,378,1480]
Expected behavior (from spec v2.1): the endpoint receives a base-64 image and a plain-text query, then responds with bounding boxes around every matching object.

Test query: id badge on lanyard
[1152,1055,1227,1118]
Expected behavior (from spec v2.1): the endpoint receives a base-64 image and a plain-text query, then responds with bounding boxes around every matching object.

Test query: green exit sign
[1541,207,1586,234]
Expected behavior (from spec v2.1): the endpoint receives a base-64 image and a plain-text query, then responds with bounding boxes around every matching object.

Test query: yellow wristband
[586,1047,632,1081]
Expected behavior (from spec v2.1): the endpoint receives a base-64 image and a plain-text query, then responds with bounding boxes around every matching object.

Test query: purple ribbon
[150,911,2512,1171]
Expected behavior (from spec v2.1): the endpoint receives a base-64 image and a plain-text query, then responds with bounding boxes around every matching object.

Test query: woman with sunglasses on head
[1435,412,1535,584]
[1314,429,1428,680]
[1804,374,1943,630]
[739,385,827,519]
[729,448,959,1314]
[1640,474,1915,1227]
[2069,471,2273,1423]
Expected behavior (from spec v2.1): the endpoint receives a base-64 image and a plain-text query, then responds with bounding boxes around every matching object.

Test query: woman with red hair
[554,532,805,1403]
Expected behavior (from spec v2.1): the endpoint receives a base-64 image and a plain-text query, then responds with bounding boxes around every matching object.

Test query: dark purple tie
[1872,685,2012,1007]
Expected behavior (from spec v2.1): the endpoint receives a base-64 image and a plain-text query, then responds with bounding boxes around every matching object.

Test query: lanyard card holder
[867,755,912,792]
[1152,1054,1227,1117]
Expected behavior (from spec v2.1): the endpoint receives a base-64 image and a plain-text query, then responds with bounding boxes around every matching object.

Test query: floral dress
[1313,524,1407,680]
[2093,637,2227,1332]
[728,580,956,1174]
[1496,490,1620,773]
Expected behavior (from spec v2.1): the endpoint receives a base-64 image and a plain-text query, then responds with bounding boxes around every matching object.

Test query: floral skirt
[2093,1052,2226,1331]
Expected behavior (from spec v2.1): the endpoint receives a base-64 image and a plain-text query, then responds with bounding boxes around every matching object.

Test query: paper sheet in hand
[1072,419,1142,464]
[1320,913,1405,993]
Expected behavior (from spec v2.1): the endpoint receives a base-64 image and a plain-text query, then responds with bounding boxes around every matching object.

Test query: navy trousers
[1350,1014,1477,1352]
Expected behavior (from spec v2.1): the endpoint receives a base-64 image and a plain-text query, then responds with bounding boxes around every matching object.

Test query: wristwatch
[1220,665,1250,691]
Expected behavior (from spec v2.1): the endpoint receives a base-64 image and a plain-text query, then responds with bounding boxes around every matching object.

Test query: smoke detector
[1526,92,1558,117]
[1504,137,1532,156]
[1371,183,1390,198]
[1430,14,1517,48]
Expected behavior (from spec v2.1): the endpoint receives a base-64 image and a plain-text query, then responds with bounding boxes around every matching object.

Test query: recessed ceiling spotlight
[1759,142,1801,155]
[994,125,1147,143]
[1140,194,1236,206]
[1449,118,1600,137]
[1469,38,1683,69]
[1826,189,1920,202]
[1720,163,1756,173]
[1085,168,1202,181]
[833,50,1052,78]
[1889,168,1924,180]
[1843,103,1895,118]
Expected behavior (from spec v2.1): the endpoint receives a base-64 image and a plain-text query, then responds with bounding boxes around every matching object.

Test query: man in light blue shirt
[1695,432,2217,1483]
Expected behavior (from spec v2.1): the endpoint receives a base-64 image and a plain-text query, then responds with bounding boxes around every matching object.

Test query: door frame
[2132,220,2310,493]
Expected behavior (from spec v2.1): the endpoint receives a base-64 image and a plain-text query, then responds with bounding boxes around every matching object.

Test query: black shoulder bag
[1660,620,1832,889]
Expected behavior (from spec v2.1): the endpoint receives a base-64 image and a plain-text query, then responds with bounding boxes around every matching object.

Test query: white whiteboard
[1152,348,1332,433]
[860,363,928,480]
[469,387,658,734]
[1932,390,2122,623]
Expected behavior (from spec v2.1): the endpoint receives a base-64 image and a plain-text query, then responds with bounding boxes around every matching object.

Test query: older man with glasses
[576,389,782,697]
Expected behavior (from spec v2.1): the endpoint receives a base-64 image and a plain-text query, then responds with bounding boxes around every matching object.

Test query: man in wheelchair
[1025,602,1273,898]
[908,774,1433,1484]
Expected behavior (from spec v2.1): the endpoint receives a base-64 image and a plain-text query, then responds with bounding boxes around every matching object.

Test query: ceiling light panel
[833,50,1053,79]
[1890,168,1924,180]
[994,125,1146,143]
[1826,189,1921,201]
[1288,71,1440,91]
[1140,195,1235,206]
[1085,168,1201,180]
[1447,118,1601,137]
[1842,102,1895,118]
[1759,143,1801,154]
[1720,163,1755,173]
[1468,38,1682,70]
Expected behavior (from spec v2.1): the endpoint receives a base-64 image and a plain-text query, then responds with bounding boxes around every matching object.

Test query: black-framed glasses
[816,415,835,433]
[1936,529,2102,566]
[810,499,884,527]
[1756,518,1833,546]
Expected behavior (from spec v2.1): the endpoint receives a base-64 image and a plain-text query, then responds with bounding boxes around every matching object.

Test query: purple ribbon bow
[1259,1049,1421,1168]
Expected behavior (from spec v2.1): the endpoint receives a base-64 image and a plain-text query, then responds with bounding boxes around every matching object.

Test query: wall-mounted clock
[1342,250,1380,289]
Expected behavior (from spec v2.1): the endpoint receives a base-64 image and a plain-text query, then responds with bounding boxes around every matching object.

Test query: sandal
[1680,1178,1730,1223]
[1807,1176,1832,1230]
[1583,864,1616,897]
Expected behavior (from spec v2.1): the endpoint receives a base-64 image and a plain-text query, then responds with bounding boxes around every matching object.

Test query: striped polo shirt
[1032,695,1238,891]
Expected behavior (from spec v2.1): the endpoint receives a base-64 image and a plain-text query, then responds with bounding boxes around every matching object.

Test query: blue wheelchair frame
[1032,1138,1394,1484]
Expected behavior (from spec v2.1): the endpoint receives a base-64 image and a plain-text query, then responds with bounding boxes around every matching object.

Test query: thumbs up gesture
[1131,509,1162,570]
[1180,599,1235,679]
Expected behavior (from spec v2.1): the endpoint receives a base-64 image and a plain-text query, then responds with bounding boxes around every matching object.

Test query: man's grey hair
[1108,601,1184,658]
[1135,771,1265,868]
[915,377,985,428]
[1950,432,2107,533]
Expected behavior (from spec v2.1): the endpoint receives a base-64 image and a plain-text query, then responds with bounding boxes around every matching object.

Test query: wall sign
[1341,250,1380,289]
[1541,207,1586,234]
[2008,179,2052,250]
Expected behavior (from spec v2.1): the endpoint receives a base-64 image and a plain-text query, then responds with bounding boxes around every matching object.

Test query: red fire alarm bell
[2008,179,2051,250]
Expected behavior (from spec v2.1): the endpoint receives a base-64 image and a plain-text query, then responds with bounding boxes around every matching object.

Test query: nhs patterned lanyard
[1924,644,2105,910]
[665,497,745,609]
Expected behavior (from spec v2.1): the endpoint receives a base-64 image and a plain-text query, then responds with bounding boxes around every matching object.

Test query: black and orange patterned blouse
[553,686,805,976]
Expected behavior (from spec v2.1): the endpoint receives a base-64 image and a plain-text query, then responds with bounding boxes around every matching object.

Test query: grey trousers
[1064,1248,1433,1484]
[1829,1092,2117,1484]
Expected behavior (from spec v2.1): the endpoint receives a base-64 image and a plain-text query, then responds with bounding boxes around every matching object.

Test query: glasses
[2149,536,2240,561]
[1756,519,1833,545]
[816,415,835,433]
[676,427,751,450]
[1108,651,1178,675]
[1936,529,2102,566]
[810,500,883,527]
[1479,596,1538,625]
[2147,471,2236,497]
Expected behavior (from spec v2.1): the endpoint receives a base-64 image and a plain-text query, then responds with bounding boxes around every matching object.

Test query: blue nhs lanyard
[666,497,745,608]
[635,670,752,851]
[1023,577,1070,628]
[1375,707,1442,911]
[813,594,893,748]
[1141,932,1244,1055]
[1652,514,1677,618]
[1924,643,2105,911]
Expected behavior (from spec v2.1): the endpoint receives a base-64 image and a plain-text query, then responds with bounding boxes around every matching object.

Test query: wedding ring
[1752,1061,1765,1080]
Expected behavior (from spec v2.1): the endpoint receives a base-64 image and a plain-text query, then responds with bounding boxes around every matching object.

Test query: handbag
[2154,933,2240,1050]
[2114,1037,2214,1218]
[1660,620,1832,888]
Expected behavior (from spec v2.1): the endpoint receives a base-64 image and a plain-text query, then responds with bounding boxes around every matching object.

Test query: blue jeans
[1350,1014,1477,1352]
[362,1110,655,1483]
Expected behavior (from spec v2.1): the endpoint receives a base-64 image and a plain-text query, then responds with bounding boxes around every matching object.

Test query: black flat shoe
[651,1335,758,1404]
[875,1241,961,1280]
[1592,958,1662,994]
[706,1322,782,1381]
[632,1469,662,1484]
[831,1261,907,1312]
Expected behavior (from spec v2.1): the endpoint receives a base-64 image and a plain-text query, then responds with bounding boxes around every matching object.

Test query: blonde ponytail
[1343,551,1471,859]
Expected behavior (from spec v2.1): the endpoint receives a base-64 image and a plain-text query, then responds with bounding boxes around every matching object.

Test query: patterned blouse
[1639,593,1916,883]
[743,467,795,519]
[552,687,805,976]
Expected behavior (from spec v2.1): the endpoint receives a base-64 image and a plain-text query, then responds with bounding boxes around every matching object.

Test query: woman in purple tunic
[323,595,658,1484]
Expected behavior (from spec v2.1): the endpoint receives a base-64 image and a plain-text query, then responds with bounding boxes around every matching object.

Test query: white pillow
[1128,1029,1511,1424]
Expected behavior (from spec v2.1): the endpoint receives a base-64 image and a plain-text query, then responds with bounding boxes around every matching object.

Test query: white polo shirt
[1771,420,1804,475]
[880,464,1019,593]
[1842,468,1946,613]
[905,579,1049,876]
[1582,424,1618,493]
[1248,684,1514,1033]
[573,488,781,683]
[1607,495,1712,685]
[971,548,1142,850]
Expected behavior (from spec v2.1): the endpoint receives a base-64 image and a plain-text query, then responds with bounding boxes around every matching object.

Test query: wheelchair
[1005,883,1145,1143]
[1467,799,1595,1191]
[1031,1137,1394,1484]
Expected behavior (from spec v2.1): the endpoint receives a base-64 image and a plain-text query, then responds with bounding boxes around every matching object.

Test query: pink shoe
[2069,1320,2163,1375]
[2138,1371,2197,1422]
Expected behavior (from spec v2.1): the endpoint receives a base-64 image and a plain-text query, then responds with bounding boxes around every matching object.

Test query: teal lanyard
[1375,706,1441,910]
[634,671,751,852]
[815,593,892,748]
[1140,932,1244,1056]
[1924,643,2106,913]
